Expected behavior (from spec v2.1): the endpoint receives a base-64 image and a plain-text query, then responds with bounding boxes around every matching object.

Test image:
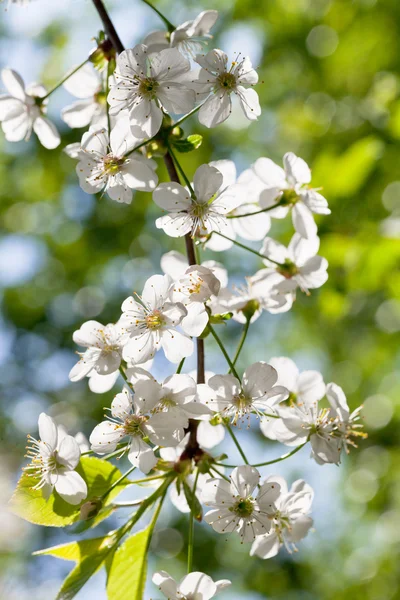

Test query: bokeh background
[1,0,400,598]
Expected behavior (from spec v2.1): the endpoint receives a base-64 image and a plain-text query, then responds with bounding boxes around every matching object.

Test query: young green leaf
[172,134,203,153]
[106,527,151,600]
[9,456,131,527]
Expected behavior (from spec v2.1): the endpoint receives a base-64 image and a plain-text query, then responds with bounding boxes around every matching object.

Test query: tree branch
[92,0,125,53]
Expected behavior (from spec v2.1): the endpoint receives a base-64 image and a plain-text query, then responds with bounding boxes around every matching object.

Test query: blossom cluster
[4,4,366,599]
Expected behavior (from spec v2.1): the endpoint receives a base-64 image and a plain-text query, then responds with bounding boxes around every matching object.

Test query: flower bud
[79,497,103,521]
[240,299,259,321]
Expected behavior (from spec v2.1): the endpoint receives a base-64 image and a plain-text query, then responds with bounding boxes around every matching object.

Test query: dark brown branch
[92,0,125,54]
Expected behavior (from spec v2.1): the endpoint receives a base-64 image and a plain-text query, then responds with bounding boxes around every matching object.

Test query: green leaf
[56,537,118,600]
[106,527,150,600]
[33,535,114,562]
[172,134,203,153]
[9,456,130,527]
[182,480,203,521]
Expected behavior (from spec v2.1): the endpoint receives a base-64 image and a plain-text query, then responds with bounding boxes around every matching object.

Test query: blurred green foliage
[1,0,400,598]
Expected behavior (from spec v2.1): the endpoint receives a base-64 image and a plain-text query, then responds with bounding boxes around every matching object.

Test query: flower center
[277,259,299,279]
[123,414,148,437]
[232,496,255,518]
[103,154,126,175]
[146,309,165,330]
[232,393,252,411]
[138,77,159,99]
[94,90,107,106]
[280,188,299,206]
[217,71,237,91]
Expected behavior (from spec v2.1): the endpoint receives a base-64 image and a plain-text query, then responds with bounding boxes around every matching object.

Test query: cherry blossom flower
[69,320,128,382]
[261,357,325,441]
[326,382,366,458]
[193,49,261,128]
[25,413,87,505]
[154,163,242,238]
[204,160,271,252]
[61,63,107,128]
[86,357,154,394]
[256,233,328,301]
[0,68,60,148]
[253,152,330,238]
[169,265,220,336]
[251,477,314,559]
[120,274,194,364]
[198,363,288,427]
[133,371,211,446]
[161,250,228,288]
[67,117,158,203]
[153,570,231,600]
[202,465,280,543]
[89,386,163,473]
[144,10,218,57]
[268,388,343,465]
[108,45,195,139]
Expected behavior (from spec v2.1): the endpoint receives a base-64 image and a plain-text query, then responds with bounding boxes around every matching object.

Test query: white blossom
[251,477,314,558]
[86,357,154,394]
[0,68,60,148]
[61,63,107,129]
[169,265,221,336]
[154,163,242,238]
[153,570,231,600]
[161,250,228,288]
[204,160,271,252]
[69,320,128,382]
[202,465,280,543]
[198,363,288,427]
[89,385,165,473]
[120,274,194,364]
[68,117,158,203]
[144,10,218,57]
[108,45,195,139]
[255,233,328,302]
[253,152,330,238]
[193,49,261,128]
[25,413,87,505]
[133,371,211,446]
[261,357,325,441]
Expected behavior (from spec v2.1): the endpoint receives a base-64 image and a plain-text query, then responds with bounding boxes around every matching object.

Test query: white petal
[153,182,191,211]
[292,202,317,239]
[61,100,97,128]
[111,387,134,419]
[198,92,232,128]
[197,420,225,449]
[2,68,26,101]
[160,250,188,279]
[33,116,60,149]
[250,531,281,559]
[161,329,194,363]
[54,470,87,505]
[150,47,191,80]
[268,357,300,392]
[57,435,80,470]
[230,465,260,497]
[63,63,101,98]
[179,572,217,599]
[129,98,163,139]
[89,421,125,454]
[193,164,223,201]
[180,303,208,337]
[283,152,311,185]
[38,413,58,449]
[152,571,178,599]
[298,370,326,404]
[128,437,157,473]
[236,86,261,120]
[326,382,349,422]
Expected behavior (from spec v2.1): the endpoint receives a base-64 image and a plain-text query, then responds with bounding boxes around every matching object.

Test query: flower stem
[187,469,200,573]
[106,59,112,134]
[210,466,230,482]
[167,144,195,196]
[92,0,125,53]
[176,357,185,374]
[226,424,249,465]
[227,200,283,219]
[100,464,136,501]
[170,103,203,129]
[208,323,241,381]
[212,231,283,266]
[141,0,175,32]
[231,317,250,370]
[40,58,89,101]
[217,442,307,469]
